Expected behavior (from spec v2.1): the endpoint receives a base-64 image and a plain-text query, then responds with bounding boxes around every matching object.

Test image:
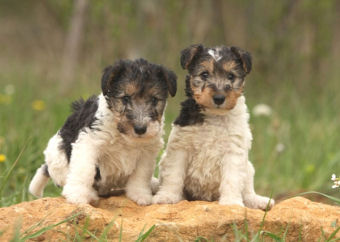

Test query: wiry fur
[29,59,177,205]
[153,45,274,210]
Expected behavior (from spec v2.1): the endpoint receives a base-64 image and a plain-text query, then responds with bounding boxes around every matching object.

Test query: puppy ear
[230,46,252,74]
[180,44,204,70]
[158,67,177,97]
[101,61,126,96]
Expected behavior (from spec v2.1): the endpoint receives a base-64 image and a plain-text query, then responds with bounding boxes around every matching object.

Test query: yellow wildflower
[305,164,315,173]
[32,100,45,111]
[0,94,11,105]
[0,154,6,162]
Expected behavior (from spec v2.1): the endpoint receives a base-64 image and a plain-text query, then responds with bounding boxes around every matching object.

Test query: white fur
[29,165,50,197]
[153,96,274,210]
[208,48,222,61]
[29,94,163,205]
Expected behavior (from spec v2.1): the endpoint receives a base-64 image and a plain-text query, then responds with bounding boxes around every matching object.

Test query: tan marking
[199,59,214,73]
[225,88,243,110]
[192,85,215,108]
[222,60,238,72]
[125,83,138,96]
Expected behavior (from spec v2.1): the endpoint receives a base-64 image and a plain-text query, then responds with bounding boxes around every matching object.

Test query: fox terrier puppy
[153,44,274,210]
[29,58,177,205]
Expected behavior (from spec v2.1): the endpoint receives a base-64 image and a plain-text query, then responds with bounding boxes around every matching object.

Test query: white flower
[252,104,272,117]
[331,174,340,189]
[4,84,15,95]
[332,174,336,181]
[275,143,285,153]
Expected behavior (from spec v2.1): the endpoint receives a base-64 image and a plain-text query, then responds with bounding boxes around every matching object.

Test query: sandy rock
[0,196,339,241]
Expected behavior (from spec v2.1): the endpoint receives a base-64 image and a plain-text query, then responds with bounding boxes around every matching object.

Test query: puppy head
[180,44,251,113]
[102,58,177,139]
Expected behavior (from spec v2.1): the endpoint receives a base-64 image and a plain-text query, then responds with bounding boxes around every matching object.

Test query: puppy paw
[62,184,98,204]
[219,197,244,207]
[126,192,152,206]
[244,194,275,210]
[152,191,182,204]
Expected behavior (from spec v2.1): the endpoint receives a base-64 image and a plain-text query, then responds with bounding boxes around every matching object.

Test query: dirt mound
[0,196,339,241]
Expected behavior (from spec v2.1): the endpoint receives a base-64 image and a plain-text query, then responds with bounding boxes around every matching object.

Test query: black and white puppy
[29,58,177,205]
[153,45,274,210]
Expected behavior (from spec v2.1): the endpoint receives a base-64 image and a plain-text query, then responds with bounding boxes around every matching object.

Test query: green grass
[5,211,157,241]
[5,210,338,241]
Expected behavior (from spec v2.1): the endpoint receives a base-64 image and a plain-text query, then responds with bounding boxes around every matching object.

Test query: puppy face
[181,45,251,112]
[101,59,177,139]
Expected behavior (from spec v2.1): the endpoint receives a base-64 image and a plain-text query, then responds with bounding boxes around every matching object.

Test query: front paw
[126,191,152,206]
[244,194,275,210]
[152,191,182,204]
[62,184,98,204]
[219,197,244,207]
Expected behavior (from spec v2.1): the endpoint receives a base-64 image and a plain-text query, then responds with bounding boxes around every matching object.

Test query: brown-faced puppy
[153,45,274,210]
[29,58,177,205]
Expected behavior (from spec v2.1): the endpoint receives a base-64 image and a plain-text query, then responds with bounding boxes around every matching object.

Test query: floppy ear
[158,67,177,97]
[101,61,126,96]
[180,44,204,70]
[230,46,252,74]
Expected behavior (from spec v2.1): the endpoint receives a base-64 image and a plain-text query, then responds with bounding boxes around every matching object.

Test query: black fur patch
[59,95,99,162]
[95,166,101,181]
[174,98,205,127]
[174,75,205,127]
[43,164,50,177]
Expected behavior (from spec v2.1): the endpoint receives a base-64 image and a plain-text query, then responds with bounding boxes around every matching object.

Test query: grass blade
[261,230,282,241]
[20,212,81,240]
[0,141,28,198]
[10,219,22,242]
[135,225,156,242]
[325,226,340,242]
[282,224,289,241]
[296,191,340,204]
[99,219,116,242]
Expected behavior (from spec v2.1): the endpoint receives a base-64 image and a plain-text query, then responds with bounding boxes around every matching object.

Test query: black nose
[213,95,225,105]
[134,125,147,135]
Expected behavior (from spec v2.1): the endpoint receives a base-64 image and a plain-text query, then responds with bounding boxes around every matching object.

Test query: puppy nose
[213,95,225,105]
[134,125,147,135]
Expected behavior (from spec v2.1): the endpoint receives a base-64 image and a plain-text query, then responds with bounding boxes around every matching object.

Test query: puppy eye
[200,71,209,80]
[122,95,130,105]
[227,73,235,82]
[151,97,158,106]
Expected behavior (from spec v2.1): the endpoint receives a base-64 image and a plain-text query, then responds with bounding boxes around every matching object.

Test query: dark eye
[151,97,158,106]
[122,95,130,105]
[200,71,209,80]
[227,73,235,82]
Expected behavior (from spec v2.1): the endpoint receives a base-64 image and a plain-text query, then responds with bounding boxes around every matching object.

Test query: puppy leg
[152,149,187,204]
[62,133,99,204]
[242,161,274,210]
[219,154,246,206]
[125,152,156,206]
[29,164,50,198]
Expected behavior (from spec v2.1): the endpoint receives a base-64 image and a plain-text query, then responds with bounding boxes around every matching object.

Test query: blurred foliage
[0,0,339,206]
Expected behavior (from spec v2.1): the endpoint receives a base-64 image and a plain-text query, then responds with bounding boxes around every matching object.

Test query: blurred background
[0,0,339,206]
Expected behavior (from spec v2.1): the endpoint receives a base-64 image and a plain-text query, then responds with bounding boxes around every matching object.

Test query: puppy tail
[29,164,50,198]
